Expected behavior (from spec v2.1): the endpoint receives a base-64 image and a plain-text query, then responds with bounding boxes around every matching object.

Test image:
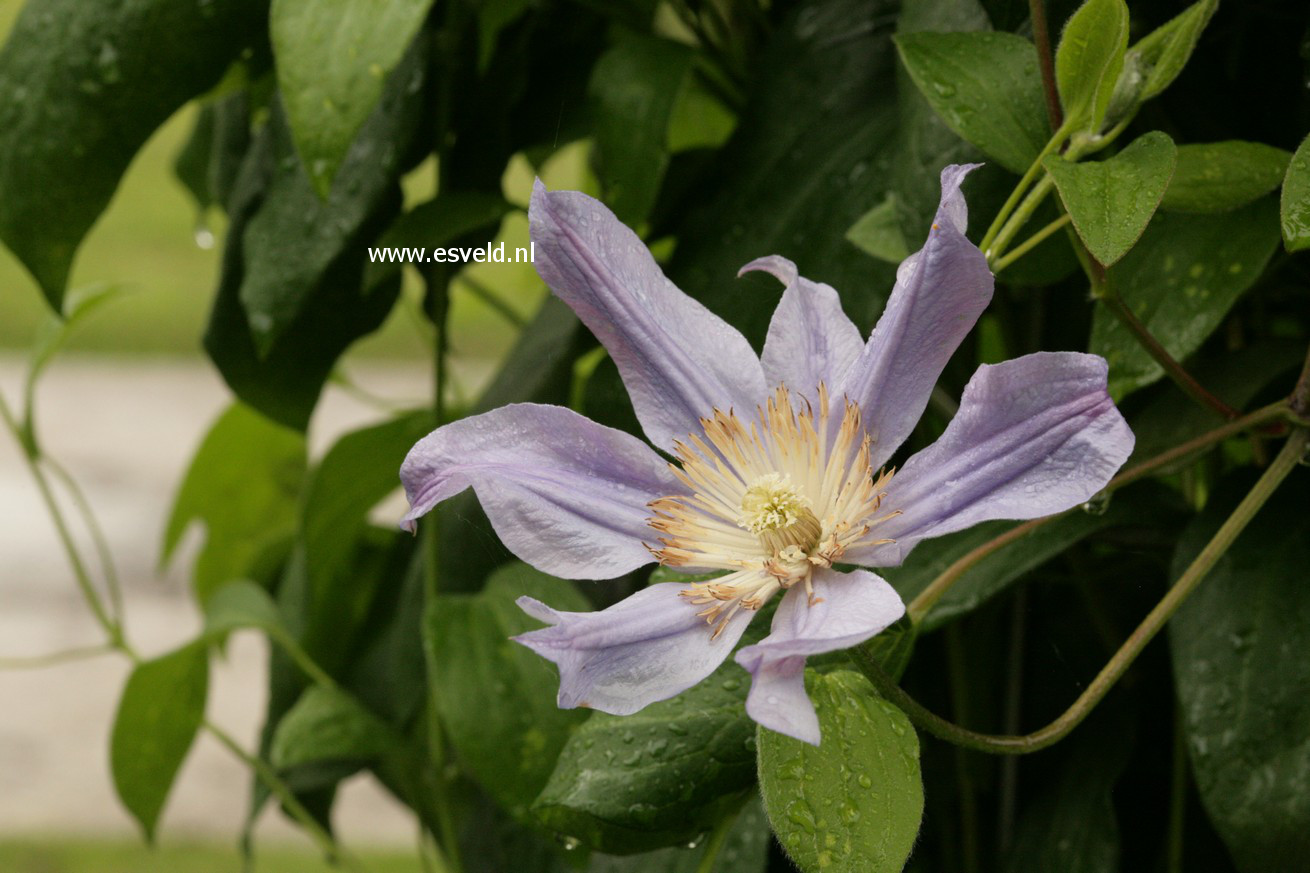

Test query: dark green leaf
[1280,133,1310,252]
[110,642,210,841]
[847,195,911,264]
[758,670,922,873]
[884,484,1182,633]
[588,796,770,873]
[533,646,757,852]
[0,0,265,308]
[431,563,591,821]
[1091,198,1281,396]
[203,580,286,639]
[590,34,696,225]
[270,0,436,194]
[666,0,901,347]
[270,686,391,770]
[1131,0,1218,101]
[894,31,1049,175]
[1044,130,1176,266]
[1055,0,1129,132]
[1162,141,1291,214]
[1170,469,1310,872]
[173,92,253,213]
[162,403,306,602]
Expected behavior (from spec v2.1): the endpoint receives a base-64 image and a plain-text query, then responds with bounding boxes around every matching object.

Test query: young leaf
[161,403,307,602]
[110,642,210,841]
[1044,130,1177,266]
[532,643,758,852]
[1170,471,1310,872]
[1131,0,1218,100]
[270,686,391,771]
[590,34,697,225]
[0,0,265,309]
[1091,199,1281,396]
[270,0,437,195]
[894,31,1049,175]
[1055,0,1130,132]
[1280,132,1310,252]
[847,195,911,264]
[1162,141,1291,214]
[431,563,592,823]
[758,671,923,873]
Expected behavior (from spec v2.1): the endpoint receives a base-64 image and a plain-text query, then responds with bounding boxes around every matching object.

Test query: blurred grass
[0,839,424,873]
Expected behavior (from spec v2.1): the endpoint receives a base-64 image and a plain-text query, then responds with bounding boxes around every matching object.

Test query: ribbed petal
[399,403,680,580]
[744,255,863,401]
[735,568,905,745]
[837,164,994,468]
[515,582,753,715]
[530,181,767,451]
[857,352,1135,567]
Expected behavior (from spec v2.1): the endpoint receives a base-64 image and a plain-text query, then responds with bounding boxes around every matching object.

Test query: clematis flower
[399,165,1133,745]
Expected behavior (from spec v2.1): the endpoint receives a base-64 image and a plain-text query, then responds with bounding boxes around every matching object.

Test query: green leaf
[588,796,771,873]
[270,686,391,771]
[590,34,697,225]
[667,0,902,346]
[1280,133,1310,252]
[884,484,1180,632]
[1170,470,1310,872]
[431,563,592,822]
[894,31,1049,175]
[1091,198,1281,396]
[533,646,758,852]
[846,195,911,264]
[203,580,286,640]
[110,642,210,841]
[758,670,923,873]
[1055,0,1129,132]
[1131,0,1218,101]
[162,403,307,602]
[173,92,252,213]
[0,0,265,308]
[270,0,437,195]
[1162,141,1292,214]
[1044,130,1177,266]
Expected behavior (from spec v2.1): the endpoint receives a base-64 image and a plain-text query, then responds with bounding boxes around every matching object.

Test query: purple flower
[400,165,1134,745]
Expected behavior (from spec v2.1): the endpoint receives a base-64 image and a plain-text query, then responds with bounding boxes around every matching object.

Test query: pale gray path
[0,354,472,848]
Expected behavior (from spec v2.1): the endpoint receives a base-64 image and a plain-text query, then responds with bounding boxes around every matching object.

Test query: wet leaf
[270,686,391,770]
[1280,132,1310,252]
[758,670,922,873]
[847,194,911,264]
[894,31,1049,175]
[1162,141,1291,214]
[1055,0,1129,132]
[1045,130,1176,266]
[1131,0,1218,101]
[110,642,209,842]
[1170,470,1310,872]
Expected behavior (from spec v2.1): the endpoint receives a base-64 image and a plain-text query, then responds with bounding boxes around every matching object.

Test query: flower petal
[530,181,767,451]
[837,164,994,468]
[859,352,1135,566]
[399,403,680,579]
[743,255,864,399]
[735,568,905,745]
[515,582,753,715]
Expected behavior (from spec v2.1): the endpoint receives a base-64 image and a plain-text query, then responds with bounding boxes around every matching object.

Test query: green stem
[989,213,1070,273]
[45,454,125,624]
[907,400,1289,623]
[693,802,742,873]
[204,718,366,872]
[0,390,122,648]
[0,643,115,670]
[987,176,1055,264]
[459,276,526,329]
[980,129,1068,256]
[861,427,1308,755]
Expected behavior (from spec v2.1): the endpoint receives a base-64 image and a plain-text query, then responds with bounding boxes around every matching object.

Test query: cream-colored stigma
[645,385,899,638]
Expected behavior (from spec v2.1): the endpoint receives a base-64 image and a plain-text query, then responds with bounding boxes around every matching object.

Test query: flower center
[646,385,897,637]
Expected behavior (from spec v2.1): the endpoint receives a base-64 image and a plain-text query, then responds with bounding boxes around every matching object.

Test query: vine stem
[1028,0,1063,133]
[204,718,367,872]
[906,400,1290,623]
[693,801,742,873]
[979,130,1068,257]
[989,213,1070,273]
[860,426,1308,755]
[0,644,115,670]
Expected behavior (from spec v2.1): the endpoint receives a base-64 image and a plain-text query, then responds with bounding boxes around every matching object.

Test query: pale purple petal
[743,255,864,399]
[514,582,752,714]
[856,352,1135,566]
[836,164,994,468]
[530,181,767,451]
[399,403,680,580]
[735,569,906,745]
